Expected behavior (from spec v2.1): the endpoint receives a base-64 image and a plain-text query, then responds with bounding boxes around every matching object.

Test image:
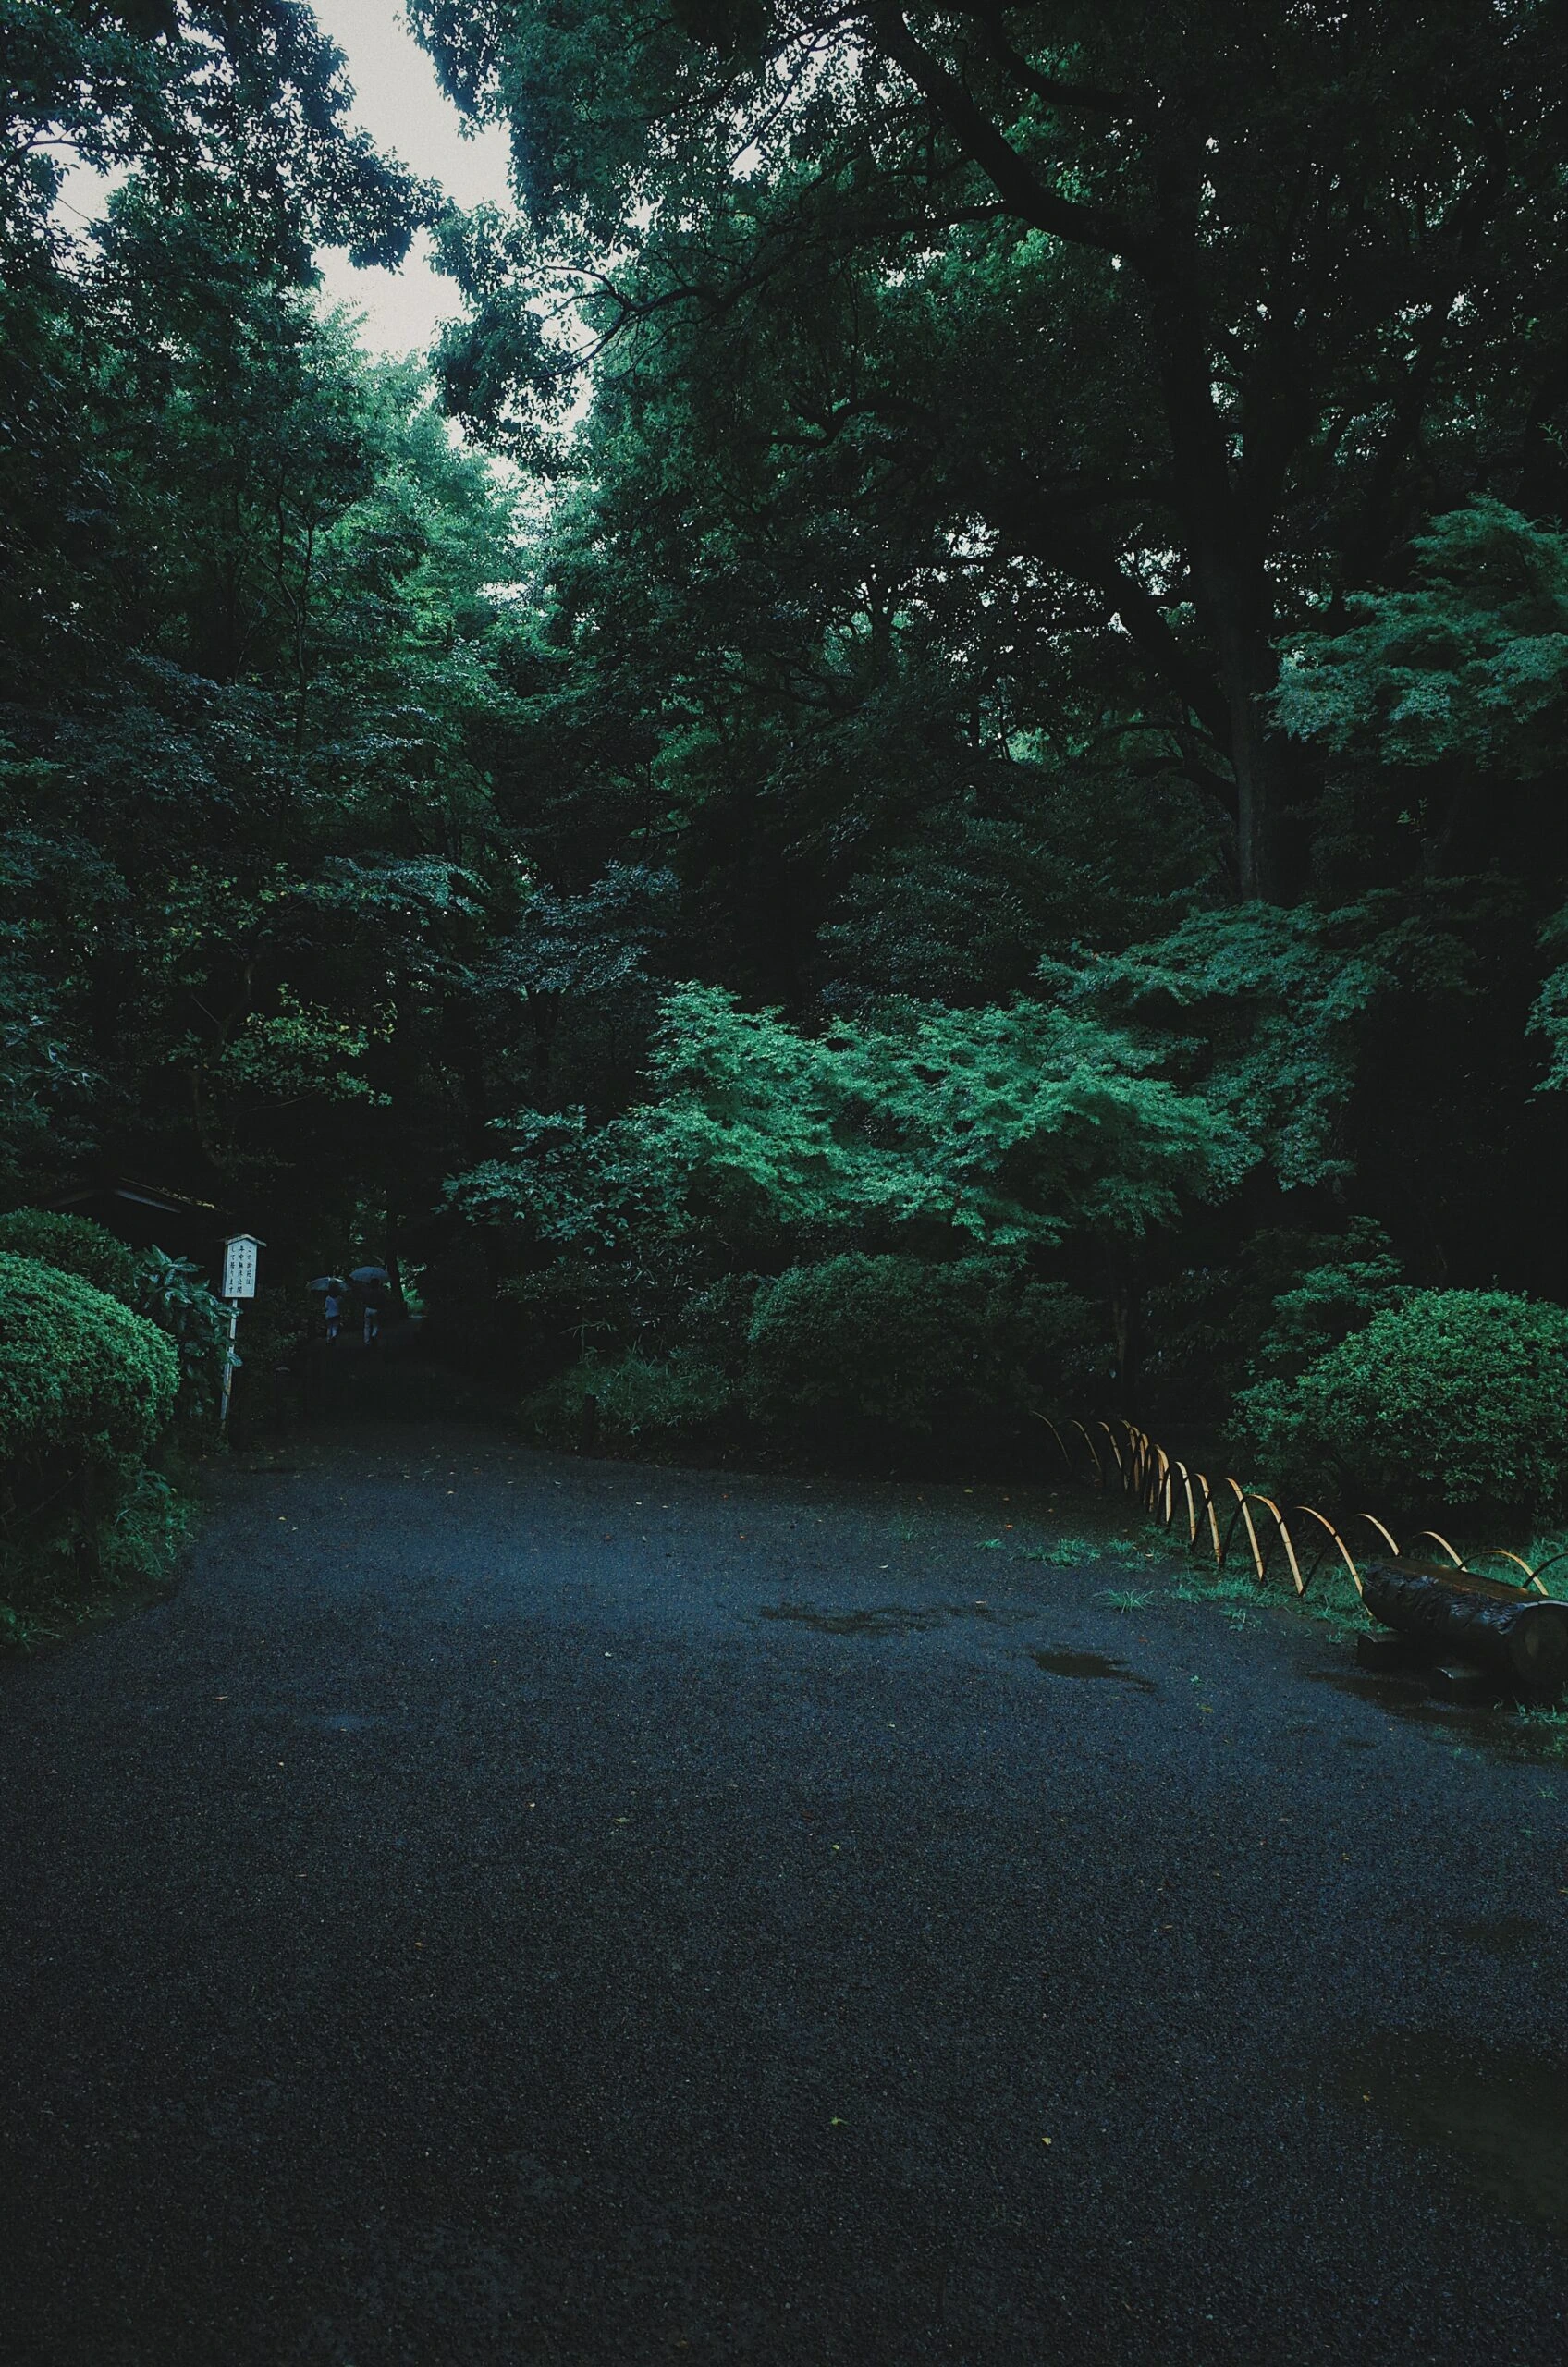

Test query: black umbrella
[349,1265,390,1286]
[308,1275,348,1293]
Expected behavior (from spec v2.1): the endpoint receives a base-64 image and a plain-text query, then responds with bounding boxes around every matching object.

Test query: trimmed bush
[521,1351,737,1453]
[0,1253,178,1464]
[0,1208,140,1303]
[508,1257,1109,1464]
[0,1253,181,1603]
[746,1255,1101,1440]
[0,1212,236,1428]
[747,1255,986,1436]
[1233,1288,1568,1514]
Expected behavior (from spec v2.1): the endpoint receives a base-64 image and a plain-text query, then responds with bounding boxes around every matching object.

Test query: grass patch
[1172,1573,1259,1606]
[1512,1704,1568,1760]
[1168,1556,1370,1639]
[1009,1529,1170,1572]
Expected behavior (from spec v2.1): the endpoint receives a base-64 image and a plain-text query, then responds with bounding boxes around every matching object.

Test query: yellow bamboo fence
[1037,1417,1566,1605]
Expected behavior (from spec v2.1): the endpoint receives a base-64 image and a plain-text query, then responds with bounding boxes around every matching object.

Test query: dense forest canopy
[2,0,1565,1493]
[415,0,1567,888]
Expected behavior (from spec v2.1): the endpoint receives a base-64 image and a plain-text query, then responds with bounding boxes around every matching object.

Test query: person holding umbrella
[351,1264,391,1346]
[310,1274,348,1342]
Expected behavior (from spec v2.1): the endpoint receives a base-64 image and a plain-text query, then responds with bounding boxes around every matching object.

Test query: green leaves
[1233,1291,1568,1515]
[1277,505,1568,777]
[0,1250,179,1467]
[0,202,542,1250]
[844,998,1249,1243]
[1530,905,1568,1095]
[1064,905,1379,1191]
[132,1247,232,1418]
[455,981,1246,1275]
[1061,894,1518,1192]
[214,993,383,1107]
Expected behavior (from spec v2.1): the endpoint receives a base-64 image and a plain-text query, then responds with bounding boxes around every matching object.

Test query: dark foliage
[2,0,1565,1534]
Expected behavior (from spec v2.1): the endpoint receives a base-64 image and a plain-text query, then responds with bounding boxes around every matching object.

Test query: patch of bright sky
[54,3,513,360]
[311,0,515,357]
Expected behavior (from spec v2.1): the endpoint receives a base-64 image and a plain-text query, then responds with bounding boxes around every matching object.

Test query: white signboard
[221,1233,262,1299]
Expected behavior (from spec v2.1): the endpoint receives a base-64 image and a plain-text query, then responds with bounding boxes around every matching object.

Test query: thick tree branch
[997,482,1233,767]
[1341,140,1510,585]
[944,4,1141,119]
[865,5,1132,251]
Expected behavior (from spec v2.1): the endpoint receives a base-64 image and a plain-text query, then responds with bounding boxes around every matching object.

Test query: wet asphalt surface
[4,1423,1568,2366]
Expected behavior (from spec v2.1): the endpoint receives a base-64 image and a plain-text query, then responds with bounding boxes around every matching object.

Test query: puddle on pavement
[1032,1649,1158,1696]
[1351,2035,1568,2231]
[760,1603,950,1637]
[1305,1668,1565,1762]
[760,1599,1031,1637]
[1308,1669,1449,1716]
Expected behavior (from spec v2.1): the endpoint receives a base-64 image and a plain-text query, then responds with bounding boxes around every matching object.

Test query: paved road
[4,1426,1567,2365]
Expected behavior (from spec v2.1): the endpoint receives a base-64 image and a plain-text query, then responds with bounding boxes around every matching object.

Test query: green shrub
[1233,1288,1568,1514]
[0,1252,181,1601]
[513,1257,1107,1463]
[1015,1280,1115,1411]
[1144,1219,1403,1426]
[135,1247,232,1422]
[746,1254,1095,1438]
[678,1273,762,1375]
[0,1209,233,1427]
[99,1466,194,1588]
[0,1208,140,1302]
[0,1252,179,1464]
[521,1351,737,1453]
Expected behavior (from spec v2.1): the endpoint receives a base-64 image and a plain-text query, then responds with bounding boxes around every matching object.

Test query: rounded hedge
[523,1350,738,1453]
[0,1208,140,1304]
[1236,1288,1568,1513]
[746,1254,1047,1436]
[0,1252,179,1466]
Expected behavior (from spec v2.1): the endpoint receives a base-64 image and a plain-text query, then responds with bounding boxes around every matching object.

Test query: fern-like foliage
[1276,502,1568,775]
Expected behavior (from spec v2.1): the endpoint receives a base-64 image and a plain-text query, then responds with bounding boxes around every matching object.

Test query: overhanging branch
[865,5,1133,251]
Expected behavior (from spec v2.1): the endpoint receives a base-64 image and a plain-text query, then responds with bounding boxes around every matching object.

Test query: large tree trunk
[1104,1243,1141,1415]
[1166,448,1284,900]
[1212,614,1280,900]
[1145,241,1289,901]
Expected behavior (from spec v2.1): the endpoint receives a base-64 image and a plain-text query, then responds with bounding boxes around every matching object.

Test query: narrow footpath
[3,1425,1566,2365]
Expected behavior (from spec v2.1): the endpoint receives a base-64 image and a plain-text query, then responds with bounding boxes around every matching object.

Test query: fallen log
[1362,1561,1568,1697]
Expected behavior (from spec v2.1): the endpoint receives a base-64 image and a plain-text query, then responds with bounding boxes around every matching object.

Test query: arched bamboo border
[1035,1416,1555,1607]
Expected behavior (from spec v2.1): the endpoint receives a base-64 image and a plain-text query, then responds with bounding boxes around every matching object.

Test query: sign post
[219,1233,263,1429]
